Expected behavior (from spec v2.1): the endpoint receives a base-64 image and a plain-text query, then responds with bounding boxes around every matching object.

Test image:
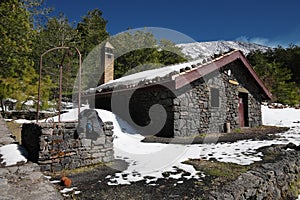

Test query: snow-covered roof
[89,53,215,93]
[85,49,271,100]
[3,98,17,103]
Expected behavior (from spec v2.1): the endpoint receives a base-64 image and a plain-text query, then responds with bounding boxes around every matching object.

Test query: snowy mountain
[177,41,270,59]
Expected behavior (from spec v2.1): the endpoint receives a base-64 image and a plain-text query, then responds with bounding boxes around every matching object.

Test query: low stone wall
[0,114,15,145]
[21,122,114,172]
[208,143,300,200]
[2,111,57,120]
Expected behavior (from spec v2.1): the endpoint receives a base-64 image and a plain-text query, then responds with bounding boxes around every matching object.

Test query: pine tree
[110,30,188,79]
[31,14,80,107]
[247,50,300,105]
[77,9,109,59]
[0,0,38,111]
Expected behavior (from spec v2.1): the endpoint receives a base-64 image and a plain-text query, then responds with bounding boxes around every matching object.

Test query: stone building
[85,50,272,137]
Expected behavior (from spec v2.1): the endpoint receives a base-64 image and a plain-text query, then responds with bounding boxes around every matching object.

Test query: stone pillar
[100,42,114,84]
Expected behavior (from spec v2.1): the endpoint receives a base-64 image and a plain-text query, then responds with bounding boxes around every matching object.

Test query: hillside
[177,41,270,59]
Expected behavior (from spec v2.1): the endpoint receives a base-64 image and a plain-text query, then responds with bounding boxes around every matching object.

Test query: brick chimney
[99,42,114,85]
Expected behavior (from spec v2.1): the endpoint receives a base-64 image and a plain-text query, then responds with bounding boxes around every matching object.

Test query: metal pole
[77,49,82,120]
[37,46,82,123]
[58,50,68,123]
[36,56,43,122]
[71,47,82,121]
[58,64,63,123]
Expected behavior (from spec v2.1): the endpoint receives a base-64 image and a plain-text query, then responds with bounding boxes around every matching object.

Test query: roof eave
[174,50,272,100]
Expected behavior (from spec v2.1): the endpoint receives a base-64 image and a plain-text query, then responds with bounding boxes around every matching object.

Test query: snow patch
[262,105,300,127]
[39,104,300,186]
[0,144,28,166]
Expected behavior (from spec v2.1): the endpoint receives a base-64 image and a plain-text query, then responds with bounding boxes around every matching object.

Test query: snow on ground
[262,105,300,127]
[4,118,32,124]
[96,109,203,184]
[2,104,300,185]
[36,104,300,185]
[110,105,300,185]
[0,144,28,166]
[14,119,33,124]
[44,107,81,122]
[105,105,300,185]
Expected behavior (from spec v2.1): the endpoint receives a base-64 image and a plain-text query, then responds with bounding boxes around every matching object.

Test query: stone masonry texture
[94,60,264,137]
[0,114,63,199]
[21,121,114,172]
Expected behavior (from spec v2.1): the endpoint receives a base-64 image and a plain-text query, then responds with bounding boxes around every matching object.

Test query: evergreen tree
[31,14,80,107]
[247,50,300,105]
[273,45,300,85]
[158,39,187,65]
[21,0,53,30]
[77,9,109,59]
[110,30,188,79]
[0,0,38,111]
[75,9,109,90]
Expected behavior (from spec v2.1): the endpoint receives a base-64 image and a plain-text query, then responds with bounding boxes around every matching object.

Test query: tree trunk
[0,99,5,115]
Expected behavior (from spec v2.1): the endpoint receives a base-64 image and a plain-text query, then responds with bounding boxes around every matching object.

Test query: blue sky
[46,0,300,47]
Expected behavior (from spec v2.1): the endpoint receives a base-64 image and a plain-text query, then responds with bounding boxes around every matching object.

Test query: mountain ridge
[177,41,270,59]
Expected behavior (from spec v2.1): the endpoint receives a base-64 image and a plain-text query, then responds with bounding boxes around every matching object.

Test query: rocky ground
[49,126,298,200]
[53,143,300,200]
[53,160,205,200]
[52,142,300,200]
[0,163,63,200]
[1,116,299,200]
[142,126,289,144]
[0,115,63,200]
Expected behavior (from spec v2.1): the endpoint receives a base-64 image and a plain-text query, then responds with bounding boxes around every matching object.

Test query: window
[211,88,219,107]
[105,47,113,54]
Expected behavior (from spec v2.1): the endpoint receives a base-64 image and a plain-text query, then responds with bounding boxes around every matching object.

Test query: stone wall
[128,86,175,137]
[221,60,263,128]
[93,60,264,137]
[208,144,300,200]
[21,122,114,172]
[94,85,176,137]
[172,61,264,136]
[174,72,228,136]
[2,111,57,120]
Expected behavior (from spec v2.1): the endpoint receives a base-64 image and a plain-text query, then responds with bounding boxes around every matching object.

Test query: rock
[159,185,166,190]
[0,114,63,199]
[207,143,300,199]
[60,176,72,187]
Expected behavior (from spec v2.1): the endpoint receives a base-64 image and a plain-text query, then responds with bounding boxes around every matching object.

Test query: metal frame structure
[36,46,82,122]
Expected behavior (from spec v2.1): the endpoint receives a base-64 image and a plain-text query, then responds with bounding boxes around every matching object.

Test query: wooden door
[238,97,245,127]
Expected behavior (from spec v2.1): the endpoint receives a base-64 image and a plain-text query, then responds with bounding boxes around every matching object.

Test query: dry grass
[6,121,22,144]
[184,159,250,180]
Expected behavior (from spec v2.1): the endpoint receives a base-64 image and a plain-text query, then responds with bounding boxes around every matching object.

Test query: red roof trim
[90,50,272,100]
[174,50,272,99]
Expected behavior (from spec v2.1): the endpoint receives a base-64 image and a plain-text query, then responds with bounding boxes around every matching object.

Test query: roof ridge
[85,49,241,94]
